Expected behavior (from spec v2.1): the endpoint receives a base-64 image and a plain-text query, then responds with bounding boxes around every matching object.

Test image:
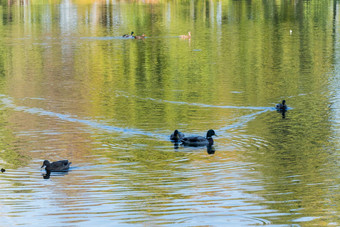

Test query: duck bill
[41,164,45,168]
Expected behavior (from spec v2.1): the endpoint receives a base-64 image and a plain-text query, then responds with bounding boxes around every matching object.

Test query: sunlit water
[0,0,339,226]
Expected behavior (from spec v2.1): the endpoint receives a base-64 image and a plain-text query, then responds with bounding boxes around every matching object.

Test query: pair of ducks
[170,129,217,146]
[122,31,146,39]
[123,31,191,39]
[170,100,287,145]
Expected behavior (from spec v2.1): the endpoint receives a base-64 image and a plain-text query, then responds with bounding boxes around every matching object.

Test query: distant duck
[122,31,134,38]
[170,130,185,141]
[134,34,146,39]
[1,168,5,173]
[41,160,72,172]
[181,129,217,147]
[179,32,191,39]
[276,100,287,111]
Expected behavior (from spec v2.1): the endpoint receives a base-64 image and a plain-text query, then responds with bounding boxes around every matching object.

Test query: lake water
[0,0,339,226]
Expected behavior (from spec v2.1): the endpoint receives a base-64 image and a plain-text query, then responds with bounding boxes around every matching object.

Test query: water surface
[0,0,339,226]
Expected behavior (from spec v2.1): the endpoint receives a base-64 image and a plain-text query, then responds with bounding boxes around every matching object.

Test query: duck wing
[182,136,205,142]
[50,160,71,172]
[181,136,209,146]
[178,132,185,139]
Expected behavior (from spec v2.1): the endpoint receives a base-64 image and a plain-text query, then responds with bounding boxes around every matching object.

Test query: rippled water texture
[0,0,339,226]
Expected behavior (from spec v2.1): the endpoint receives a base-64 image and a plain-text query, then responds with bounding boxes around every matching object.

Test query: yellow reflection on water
[0,0,339,225]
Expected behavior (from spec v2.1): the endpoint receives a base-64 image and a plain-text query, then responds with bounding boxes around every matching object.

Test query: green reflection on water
[0,0,339,225]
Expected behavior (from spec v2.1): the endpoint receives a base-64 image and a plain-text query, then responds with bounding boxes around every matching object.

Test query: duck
[179,32,191,39]
[122,31,134,38]
[1,168,5,173]
[41,160,72,172]
[134,34,146,39]
[170,129,185,142]
[181,129,217,147]
[275,100,287,111]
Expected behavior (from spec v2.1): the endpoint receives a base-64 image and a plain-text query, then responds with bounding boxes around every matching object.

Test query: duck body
[179,32,191,39]
[134,34,146,39]
[170,130,185,142]
[122,31,134,38]
[41,160,71,172]
[181,136,212,146]
[276,100,287,111]
[181,129,217,147]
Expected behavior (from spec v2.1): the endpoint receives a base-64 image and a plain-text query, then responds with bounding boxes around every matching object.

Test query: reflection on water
[42,171,51,179]
[0,0,339,226]
[277,109,287,119]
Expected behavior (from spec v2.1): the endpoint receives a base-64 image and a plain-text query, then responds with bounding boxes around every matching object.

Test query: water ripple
[0,95,167,140]
[116,91,273,111]
[0,94,273,144]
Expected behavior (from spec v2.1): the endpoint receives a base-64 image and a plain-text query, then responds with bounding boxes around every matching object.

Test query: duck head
[282,100,286,105]
[41,160,51,170]
[206,129,217,138]
[173,130,180,139]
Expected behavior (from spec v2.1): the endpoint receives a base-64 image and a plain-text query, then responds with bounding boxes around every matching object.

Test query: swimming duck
[179,32,191,39]
[122,31,134,38]
[170,130,185,141]
[275,100,287,111]
[1,168,5,173]
[41,160,72,172]
[134,34,146,39]
[181,129,217,147]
